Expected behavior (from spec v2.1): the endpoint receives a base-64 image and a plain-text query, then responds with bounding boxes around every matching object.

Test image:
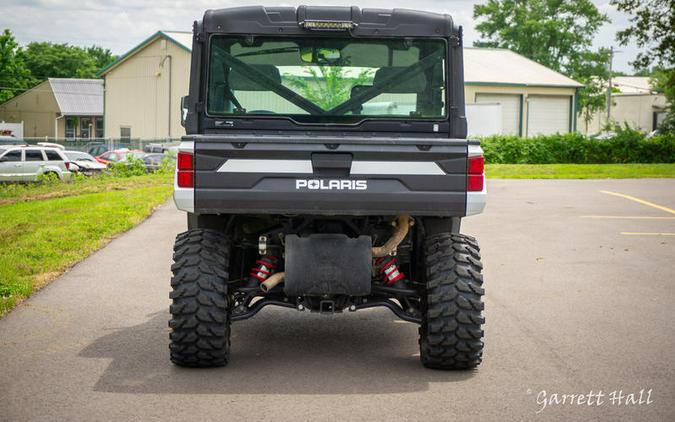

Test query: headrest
[228,64,281,91]
[373,67,427,93]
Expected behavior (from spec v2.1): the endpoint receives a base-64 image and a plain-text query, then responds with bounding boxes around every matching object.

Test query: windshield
[207,36,447,124]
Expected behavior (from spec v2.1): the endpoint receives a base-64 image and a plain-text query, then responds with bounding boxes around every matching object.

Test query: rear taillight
[65,162,71,170]
[467,155,484,192]
[177,151,194,188]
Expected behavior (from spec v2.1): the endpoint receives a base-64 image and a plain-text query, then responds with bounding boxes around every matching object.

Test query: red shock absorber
[249,255,279,284]
[375,256,405,285]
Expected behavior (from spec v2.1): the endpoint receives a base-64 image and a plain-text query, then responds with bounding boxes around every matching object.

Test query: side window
[95,117,104,138]
[2,150,22,161]
[45,150,63,161]
[81,117,92,139]
[120,126,131,140]
[25,150,45,161]
[65,117,77,138]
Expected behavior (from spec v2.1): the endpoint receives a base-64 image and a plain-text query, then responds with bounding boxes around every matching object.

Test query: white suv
[0,146,72,182]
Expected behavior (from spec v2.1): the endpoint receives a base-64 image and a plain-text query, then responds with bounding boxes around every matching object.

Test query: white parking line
[581,216,675,220]
[620,232,675,236]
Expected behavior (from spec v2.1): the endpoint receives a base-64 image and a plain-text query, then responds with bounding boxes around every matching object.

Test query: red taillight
[65,162,71,170]
[177,170,194,188]
[468,156,484,174]
[467,174,484,191]
[467,155,485,192]
[177,151,194,188]
[177,151,193,171]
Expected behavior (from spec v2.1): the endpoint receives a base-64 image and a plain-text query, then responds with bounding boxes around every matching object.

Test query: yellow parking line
[600,190,675,215]
[581,215,675,220]
[620,232,675,236]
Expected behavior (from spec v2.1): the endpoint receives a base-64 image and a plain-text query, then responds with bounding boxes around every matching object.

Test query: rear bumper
[196,188,467,216]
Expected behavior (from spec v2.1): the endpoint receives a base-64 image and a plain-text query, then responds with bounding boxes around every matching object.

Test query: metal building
[0,78,103,139]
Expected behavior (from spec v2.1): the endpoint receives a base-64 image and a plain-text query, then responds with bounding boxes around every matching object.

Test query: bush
[108,156,147,177]
[156,155,176,175]
[36,172,60,184]
[480,127,675,164]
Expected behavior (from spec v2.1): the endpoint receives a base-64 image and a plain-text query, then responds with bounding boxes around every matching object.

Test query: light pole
[607,47,622,124]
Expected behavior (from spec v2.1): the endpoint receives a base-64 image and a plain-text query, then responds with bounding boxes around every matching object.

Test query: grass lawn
[0,175,172,316]
[486,163,675,179]
[0,173,171,205]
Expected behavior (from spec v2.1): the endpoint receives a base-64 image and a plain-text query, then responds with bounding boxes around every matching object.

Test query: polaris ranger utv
[171,5,486,370]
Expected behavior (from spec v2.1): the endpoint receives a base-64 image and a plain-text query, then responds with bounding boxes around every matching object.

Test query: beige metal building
[99,31,192,140]
[581,76,668,134]
[101,32,581,139]
[0,78,103,139]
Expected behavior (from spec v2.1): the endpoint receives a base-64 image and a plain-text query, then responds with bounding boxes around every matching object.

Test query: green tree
[20,42,99,79]
[0,29,34,102]
[571,48,612,132]
[285,66,373,110]
[85,46,116,72]
[612,0,675,131]
[473,0,611,125]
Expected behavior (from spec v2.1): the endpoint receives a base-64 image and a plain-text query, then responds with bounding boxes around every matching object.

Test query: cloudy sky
[1,0,640,73]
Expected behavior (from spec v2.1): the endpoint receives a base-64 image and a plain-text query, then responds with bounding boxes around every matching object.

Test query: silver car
[0,146,72,182]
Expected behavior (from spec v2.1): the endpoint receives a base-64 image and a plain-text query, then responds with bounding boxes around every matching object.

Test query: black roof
[202,6,458,37]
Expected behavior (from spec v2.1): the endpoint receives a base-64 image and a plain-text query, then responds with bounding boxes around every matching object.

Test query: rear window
[25,150,45,161]
[45,150,63,161]
[2,150,22,161]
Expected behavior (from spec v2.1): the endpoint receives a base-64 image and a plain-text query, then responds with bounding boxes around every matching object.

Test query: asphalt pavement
[1,179,674,421]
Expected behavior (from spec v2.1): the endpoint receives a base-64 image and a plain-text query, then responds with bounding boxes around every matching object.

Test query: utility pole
[607,46,614,124]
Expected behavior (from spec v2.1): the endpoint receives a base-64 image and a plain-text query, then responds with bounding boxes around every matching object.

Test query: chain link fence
[17,138,182,154]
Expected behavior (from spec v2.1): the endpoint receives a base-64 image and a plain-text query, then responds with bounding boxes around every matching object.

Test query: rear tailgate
[190,135,469,216]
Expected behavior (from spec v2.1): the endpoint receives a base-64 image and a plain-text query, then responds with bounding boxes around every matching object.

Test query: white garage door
[475,94,521,135]
[527,96,571,136]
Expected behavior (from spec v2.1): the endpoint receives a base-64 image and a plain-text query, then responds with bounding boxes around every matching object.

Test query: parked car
[0,146,72,182]
[144,142,180,154]
[142,153,167,172]
[86,142,129,157]
[95,149,144,165]
[63,151,107,175]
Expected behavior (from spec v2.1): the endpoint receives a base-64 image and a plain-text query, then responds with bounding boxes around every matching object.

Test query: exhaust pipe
[372,214,413,258]
[260,272,285,292]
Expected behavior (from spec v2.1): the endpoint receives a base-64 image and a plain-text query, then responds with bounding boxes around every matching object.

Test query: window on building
[65,117,77,138]
[2,150,22,161]
[95,117,104,138]
[654,111,667,130]
[80,117,92,139]
[120,127,131,140]
[25,150,45,161]
[45,150,62,161]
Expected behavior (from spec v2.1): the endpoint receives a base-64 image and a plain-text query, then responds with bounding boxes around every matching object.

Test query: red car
[96,149,145,165]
